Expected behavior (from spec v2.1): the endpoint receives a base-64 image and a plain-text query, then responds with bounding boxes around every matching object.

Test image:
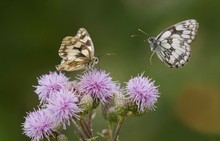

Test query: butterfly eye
[94,57,99,64]
[148,37,155,43]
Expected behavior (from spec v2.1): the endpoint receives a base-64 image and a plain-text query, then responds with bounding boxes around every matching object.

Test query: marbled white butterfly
[56,28,99,71]
[142,19,199,68]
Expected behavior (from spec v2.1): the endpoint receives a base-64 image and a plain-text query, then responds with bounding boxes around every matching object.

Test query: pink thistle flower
[46,89,81,129]
[22,109,54,141]
[34,72,69,103]
[126,74,159,112]
[78,69,118,104]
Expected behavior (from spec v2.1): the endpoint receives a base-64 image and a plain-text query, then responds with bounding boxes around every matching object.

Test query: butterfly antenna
[131,29,150,39]
[149,52,155,65]
[138,29,150,37]
[131,34,145,38]
[97,53,116,58]
[105,52,116,56]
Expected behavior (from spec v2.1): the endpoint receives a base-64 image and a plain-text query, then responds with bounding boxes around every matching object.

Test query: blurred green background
[1,0,220,140]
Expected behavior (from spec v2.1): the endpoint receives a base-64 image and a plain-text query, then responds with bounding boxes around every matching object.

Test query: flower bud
[57,134,68,141]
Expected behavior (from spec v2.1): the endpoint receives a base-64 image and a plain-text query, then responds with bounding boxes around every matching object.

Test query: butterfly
[56,28,99,71]
[140,19,199,68]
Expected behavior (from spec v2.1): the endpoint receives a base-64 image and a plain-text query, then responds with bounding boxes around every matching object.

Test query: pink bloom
[34,72,69,103]
[126,74,159,111]
[78,69,118,104]
[22,109,53,141]
[46,89,81,129]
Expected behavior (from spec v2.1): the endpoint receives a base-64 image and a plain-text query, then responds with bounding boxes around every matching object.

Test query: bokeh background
[1,0,220,140]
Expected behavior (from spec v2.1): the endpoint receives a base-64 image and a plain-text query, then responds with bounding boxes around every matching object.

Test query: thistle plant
[22,70,159,141]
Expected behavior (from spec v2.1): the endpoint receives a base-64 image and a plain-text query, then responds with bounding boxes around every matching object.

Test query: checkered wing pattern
[152,19,199,68]
[56,28,97,71]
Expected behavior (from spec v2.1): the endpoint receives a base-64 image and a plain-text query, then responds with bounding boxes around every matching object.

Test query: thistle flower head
[34,72,69,103]
[126,74,159,112]
[78,69,117,104]
[22,109,54,141]
[46,89,81,129]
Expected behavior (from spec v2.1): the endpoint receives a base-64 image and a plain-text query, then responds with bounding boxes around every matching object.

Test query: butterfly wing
[56,28,95,71]
[154,19,199,68]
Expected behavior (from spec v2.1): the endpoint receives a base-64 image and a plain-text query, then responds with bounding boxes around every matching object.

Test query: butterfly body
[146,19,199,68]
[56,28,98,71]
[148,37,158,51]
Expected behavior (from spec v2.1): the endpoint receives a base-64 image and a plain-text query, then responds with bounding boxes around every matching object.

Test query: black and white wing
[56,28,95,71]
[155,19,199,68]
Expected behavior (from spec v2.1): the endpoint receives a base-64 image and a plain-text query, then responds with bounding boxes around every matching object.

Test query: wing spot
[187,40,192,43]
[172,51,179,59]
[181,34,190,39]
[183,30,191,34]
[171,34,181,38]
[86,40,92,46]
[81,49,89,57]
[175,24,186,31]
[162,43,171,49]
[184,55,188,61]
[74,42,82,48]
[172,39,181,44]
[161,31,171,38]
[175,49,183,55]
[180,60,185,64]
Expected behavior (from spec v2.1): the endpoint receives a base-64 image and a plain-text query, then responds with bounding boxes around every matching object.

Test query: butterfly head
[147,37,155,44]
[147,37,158,51]
[93,57,99,65]
[88,57,99,69]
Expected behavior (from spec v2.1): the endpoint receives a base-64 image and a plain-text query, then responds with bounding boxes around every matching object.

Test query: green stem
[108,122,113,141]
[88,111,93,136]
[111,118,125,141]
[71,119,87,141]
[80,119,91,138]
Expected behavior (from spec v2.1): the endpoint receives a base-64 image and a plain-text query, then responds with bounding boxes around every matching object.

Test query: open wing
[155,19,199,68]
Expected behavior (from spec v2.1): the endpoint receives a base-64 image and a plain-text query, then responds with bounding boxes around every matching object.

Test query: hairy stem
[80,119,91,138]
[108,122,113,141]
[112,118,125,141]
[88,111,93,136]
[71,119,87,141]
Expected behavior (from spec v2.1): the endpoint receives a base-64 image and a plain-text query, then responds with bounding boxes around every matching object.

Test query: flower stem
[108,122,113,141]
[88,111,93,136]
[71,119,87,141]
[111,118,125,141]
[80,118,91,138]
